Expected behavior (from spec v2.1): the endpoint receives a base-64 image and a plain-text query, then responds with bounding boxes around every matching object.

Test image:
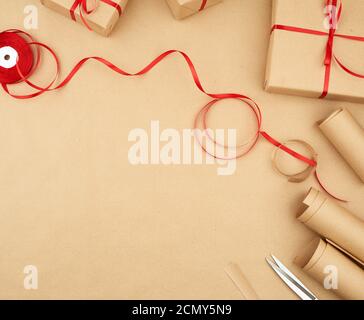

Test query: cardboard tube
[295,239,364,300]
[225,263,259,300]
[319,108,364,182]
[298,188,364,264]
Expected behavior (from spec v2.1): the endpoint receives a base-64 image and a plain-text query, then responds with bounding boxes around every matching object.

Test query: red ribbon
[0,29,315,167]
[271,0,364,98]
[199,0,208,11]
[260,131,317,167]
[70,0,122,31]
[0,29,345,201]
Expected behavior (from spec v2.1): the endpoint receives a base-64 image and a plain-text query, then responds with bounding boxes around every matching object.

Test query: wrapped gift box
[265,0,364,103]
[40,0,129,36]
[166,0,222,20]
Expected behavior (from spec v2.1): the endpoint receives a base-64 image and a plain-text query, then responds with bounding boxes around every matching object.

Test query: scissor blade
[266,258,314,300]
[270,255,318,300]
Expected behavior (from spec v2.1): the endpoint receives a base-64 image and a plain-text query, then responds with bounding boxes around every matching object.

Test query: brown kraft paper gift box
[265,0,364,103]
[40,0,129,36]
[166,0,222,20]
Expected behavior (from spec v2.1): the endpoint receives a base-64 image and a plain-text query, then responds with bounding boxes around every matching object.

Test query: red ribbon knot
[271,0,364,99]
[70,0,122,31]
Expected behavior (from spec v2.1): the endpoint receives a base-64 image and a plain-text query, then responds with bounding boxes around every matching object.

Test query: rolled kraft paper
[319,108,364,182]
[296,239,364,300]
[224,263,259,300]
[298,188,364,263]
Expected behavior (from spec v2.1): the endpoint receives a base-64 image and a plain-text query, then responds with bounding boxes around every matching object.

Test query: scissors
[266,254,319,300]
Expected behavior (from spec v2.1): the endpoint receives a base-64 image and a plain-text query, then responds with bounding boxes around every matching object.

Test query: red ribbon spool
[0,31,34,84]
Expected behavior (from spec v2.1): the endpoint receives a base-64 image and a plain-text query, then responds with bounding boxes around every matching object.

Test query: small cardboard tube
[225,263,259,300]
[295,239,364,300]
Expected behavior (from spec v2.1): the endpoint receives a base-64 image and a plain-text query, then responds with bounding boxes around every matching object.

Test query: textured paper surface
[265,0,364,103]
[0,0,363,300]
[224,263,259,300]
[298,188,364,264]
[40,0,128,36]
[319,108,364,182]
[166,0,222,19]
[296,239,364,300]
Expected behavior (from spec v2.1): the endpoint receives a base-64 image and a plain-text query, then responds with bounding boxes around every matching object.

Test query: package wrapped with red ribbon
[166,0,222,20]
[265,0,364,103]
[40,0,128,36]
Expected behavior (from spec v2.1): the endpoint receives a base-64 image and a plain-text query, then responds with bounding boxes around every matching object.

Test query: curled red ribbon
[271,0,364,99]
[70,0,122,31]
[0,29,345,201]
[199,0,208,11]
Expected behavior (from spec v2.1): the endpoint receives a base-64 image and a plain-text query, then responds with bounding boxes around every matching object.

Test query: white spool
[0,46,19,69]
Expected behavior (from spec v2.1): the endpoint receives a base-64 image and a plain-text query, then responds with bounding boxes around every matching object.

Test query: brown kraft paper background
[0,0,363,300]
[224,263,259,300]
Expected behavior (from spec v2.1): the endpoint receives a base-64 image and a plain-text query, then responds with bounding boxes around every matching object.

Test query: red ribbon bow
[70,0,122,31]
[271,0,364,98]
